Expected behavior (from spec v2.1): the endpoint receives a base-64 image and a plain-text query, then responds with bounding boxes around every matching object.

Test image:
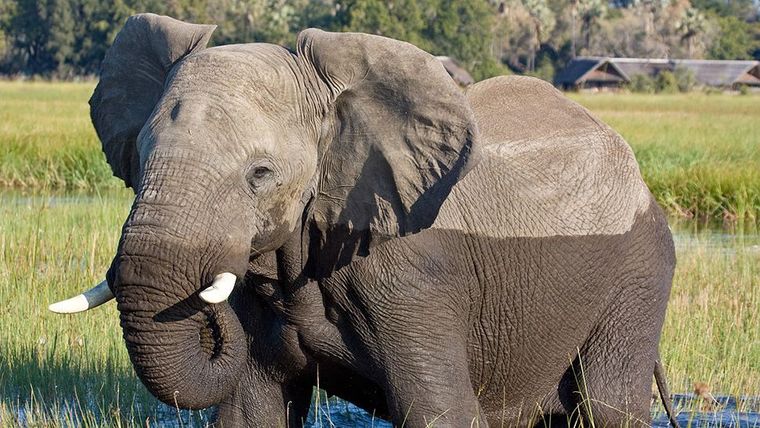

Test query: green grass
[570,93,760,227]
[0,81,119,190]
[0,191,758,426]
[1,82,758,225]
[661,230,760,397]
[0,190,210,426]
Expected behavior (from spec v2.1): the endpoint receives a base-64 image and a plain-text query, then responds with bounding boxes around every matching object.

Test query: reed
[1,82,758,225]
[570,93,760,227]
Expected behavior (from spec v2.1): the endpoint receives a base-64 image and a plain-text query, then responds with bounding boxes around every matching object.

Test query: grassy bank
[661,231,759,397]
[0,190,156,426]
[1,82,758,226]
[0,81,118,190]
[570,93,760,228]
[1,192,758,425]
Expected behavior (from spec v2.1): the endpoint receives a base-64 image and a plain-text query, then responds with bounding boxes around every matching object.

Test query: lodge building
[555,57,760,90]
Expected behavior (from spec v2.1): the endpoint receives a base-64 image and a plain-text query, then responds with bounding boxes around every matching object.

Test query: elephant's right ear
[89,14,215,190]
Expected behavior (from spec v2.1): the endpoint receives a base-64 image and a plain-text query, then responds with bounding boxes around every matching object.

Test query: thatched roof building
[436,56,475,86]
[555,57,760,89]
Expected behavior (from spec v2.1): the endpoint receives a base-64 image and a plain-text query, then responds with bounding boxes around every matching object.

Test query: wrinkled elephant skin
[56,13,679,428]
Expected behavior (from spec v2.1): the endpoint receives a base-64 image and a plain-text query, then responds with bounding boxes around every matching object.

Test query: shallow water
[672,227,760,253]
[304,394,760,427]
[656,395,760,428]
[10,393,760,427]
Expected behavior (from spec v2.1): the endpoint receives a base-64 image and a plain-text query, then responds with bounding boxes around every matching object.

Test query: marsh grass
[659,229,760,398]
[1,82,758,225]
[1,192,758,426]
[570,93,760,227]
[0,81,118,190]
[0,190,209,427]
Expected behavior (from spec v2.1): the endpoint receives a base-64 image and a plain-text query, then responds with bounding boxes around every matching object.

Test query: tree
[677,6,707,57]
[708,15,754,59]
[424,0,507,79]
[337,0,426,47]
[522,0,555,71]
[569,0,578,57]
[1,0,74,76]
[691,0,757,19]
[578,0,606,52]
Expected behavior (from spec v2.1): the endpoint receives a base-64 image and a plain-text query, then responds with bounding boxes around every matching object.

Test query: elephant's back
[433,76,652,238]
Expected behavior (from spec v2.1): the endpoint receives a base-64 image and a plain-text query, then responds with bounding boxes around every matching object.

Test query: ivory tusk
[199,273,237,304]
[48,280,114,314]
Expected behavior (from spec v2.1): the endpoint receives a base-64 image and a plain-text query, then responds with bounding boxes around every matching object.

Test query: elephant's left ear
[89,14,216,190]
[297,29,481,277]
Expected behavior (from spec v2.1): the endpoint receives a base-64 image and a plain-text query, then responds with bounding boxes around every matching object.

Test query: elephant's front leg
[320,250,488,426]
[215,364,313,427]
[218,280,316,427]
[379,337,487,428]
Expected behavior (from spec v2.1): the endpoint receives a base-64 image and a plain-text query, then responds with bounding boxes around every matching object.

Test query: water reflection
[652,395,760,428]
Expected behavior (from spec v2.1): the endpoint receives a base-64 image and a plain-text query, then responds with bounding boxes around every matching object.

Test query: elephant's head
[51,14,480,409]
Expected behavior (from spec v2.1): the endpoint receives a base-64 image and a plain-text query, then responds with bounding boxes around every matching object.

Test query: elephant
[50,13,681,428]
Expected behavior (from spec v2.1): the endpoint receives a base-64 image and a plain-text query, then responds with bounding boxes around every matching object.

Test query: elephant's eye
[251,166,272,179]
[246,164,276,191]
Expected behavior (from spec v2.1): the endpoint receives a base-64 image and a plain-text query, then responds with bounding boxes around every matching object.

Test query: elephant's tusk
[199,273,237,304]
[48,280,114,314]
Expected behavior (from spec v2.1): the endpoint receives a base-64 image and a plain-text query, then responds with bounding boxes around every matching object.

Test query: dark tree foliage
[709,15,755,59]
[1,0,131,76]
[0,0,758,80]
[692,0,757,18]
[336,0,506,79]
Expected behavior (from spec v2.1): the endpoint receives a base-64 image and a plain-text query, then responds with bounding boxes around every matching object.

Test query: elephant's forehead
[146,99,283,153]
[165,44,303,115]
[145,44,307,156]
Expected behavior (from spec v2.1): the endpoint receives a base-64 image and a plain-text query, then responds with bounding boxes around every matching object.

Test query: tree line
[1,0,759,81]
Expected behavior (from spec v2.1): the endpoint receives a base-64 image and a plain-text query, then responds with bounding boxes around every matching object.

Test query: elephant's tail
[654,357,681,428]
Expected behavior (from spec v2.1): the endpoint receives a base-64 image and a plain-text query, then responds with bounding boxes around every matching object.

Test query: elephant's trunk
[110,206,249,409]
[117,284,246,409]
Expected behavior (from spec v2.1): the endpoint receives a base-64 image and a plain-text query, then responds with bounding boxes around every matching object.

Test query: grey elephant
[50,14,680,428]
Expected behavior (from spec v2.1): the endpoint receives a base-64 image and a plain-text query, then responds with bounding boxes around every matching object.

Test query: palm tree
[677,6,706,58]
[522,0,554,71]
[578,0,606,51]
[570,0,578,58]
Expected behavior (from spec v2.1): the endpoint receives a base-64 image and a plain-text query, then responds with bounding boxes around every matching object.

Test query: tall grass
[0,82,758,225]
[0,190,210,426]
[570,93,760,227]
[0,81,119,190]
[660,230,760,397]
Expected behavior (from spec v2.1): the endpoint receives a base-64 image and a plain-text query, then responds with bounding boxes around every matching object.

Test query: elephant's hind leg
[562,279,672,426]
[554,206,675,427]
